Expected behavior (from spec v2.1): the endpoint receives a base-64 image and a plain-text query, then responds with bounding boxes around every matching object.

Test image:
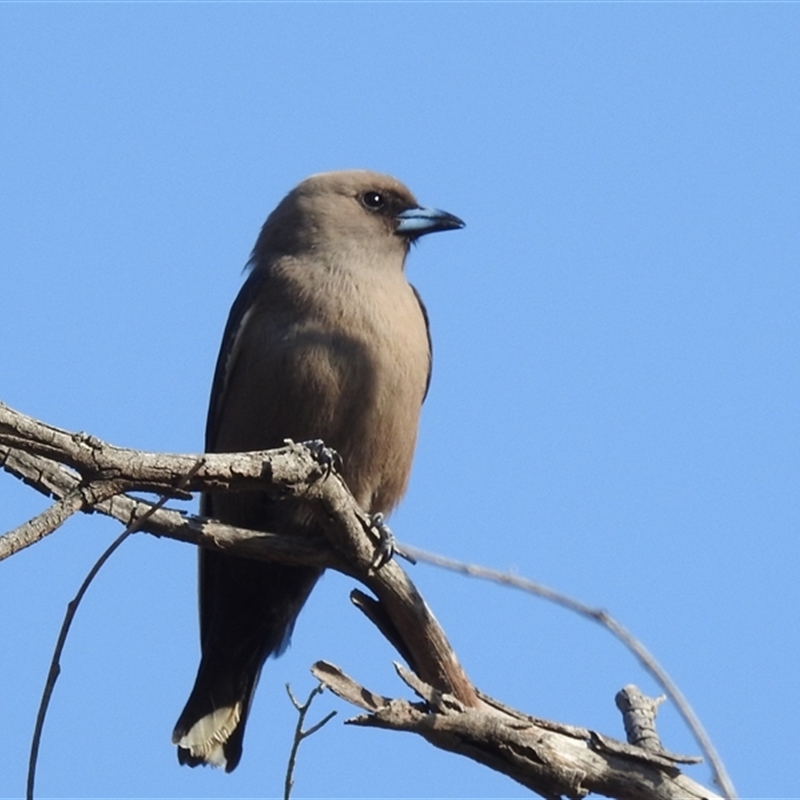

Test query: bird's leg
[368,514,418,568]
[369,512,396,569]
[291,438,343,479]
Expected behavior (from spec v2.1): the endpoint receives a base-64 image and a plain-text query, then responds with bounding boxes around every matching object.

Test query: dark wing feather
[410,283,433,402]
[205,267,270,452]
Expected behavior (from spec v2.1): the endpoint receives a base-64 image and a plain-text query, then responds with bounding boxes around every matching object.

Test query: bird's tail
[172,654,260,772]
[172,554,322,772]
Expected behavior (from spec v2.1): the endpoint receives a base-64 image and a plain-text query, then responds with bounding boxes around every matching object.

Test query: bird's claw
[293,439,343,478]
[370,512,396,569]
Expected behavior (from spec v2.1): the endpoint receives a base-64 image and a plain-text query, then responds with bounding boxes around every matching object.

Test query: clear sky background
[1,4,798,799]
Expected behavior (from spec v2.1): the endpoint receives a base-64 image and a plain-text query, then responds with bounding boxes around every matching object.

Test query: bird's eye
[362,191,386,210]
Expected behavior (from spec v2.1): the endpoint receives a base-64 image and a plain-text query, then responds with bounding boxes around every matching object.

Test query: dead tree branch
[400,546,735,798]
[312,662,721,800]
[1,400,731,799]
[0,399,476,706]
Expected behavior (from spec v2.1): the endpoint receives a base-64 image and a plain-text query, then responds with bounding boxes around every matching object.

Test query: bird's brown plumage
[173,170,462,771]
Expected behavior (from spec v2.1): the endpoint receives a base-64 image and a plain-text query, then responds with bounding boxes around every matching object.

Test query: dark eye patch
[361,191,386,210]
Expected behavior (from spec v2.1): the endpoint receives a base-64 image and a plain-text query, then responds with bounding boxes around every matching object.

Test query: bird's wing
[204,267,270,453]
[410,283,433,402]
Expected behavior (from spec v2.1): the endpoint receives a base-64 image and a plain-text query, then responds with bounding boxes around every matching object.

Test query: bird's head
[251,170,464,267]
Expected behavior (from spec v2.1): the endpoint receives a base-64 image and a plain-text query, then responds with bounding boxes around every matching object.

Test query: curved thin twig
[402,545,737,800]
[25,459,205,800]
[26,525,132,800]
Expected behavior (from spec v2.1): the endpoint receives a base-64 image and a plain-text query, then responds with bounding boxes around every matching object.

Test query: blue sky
[1,4,798,799]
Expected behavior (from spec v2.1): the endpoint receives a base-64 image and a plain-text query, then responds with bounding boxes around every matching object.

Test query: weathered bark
[0,400,730,800]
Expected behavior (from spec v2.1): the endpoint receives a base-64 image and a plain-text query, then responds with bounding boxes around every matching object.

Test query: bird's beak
[395,206,465,238]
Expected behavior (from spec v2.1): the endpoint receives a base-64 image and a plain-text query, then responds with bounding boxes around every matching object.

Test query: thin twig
[283,683,337,800]
[2,479,126,560]
[402,544,737,800]
[25,459,205,800]
[1,490,86,558]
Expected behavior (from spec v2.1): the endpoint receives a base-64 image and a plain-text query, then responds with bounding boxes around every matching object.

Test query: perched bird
[172,170,464,771]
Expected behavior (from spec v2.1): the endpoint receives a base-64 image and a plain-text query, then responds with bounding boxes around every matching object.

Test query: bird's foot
[369,513,396,569]
[291,439,343,479]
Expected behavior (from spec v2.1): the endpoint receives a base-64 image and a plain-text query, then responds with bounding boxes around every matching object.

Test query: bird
[172,170,464,772]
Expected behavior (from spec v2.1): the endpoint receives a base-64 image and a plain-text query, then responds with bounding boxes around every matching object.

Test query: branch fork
[0,400,731,799]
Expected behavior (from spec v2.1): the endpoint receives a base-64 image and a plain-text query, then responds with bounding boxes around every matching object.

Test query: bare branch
[283,683,337,800]
[0,405,327,500]
[0,446,334,567]
[1,399,477,705]
[312,661,723,800]
[616,685,669,753]
[2,490,86,556]
[3,400,732,799]
[402,545,736,799]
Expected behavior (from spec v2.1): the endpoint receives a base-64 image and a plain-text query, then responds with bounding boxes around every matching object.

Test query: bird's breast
[219,268,430,513]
